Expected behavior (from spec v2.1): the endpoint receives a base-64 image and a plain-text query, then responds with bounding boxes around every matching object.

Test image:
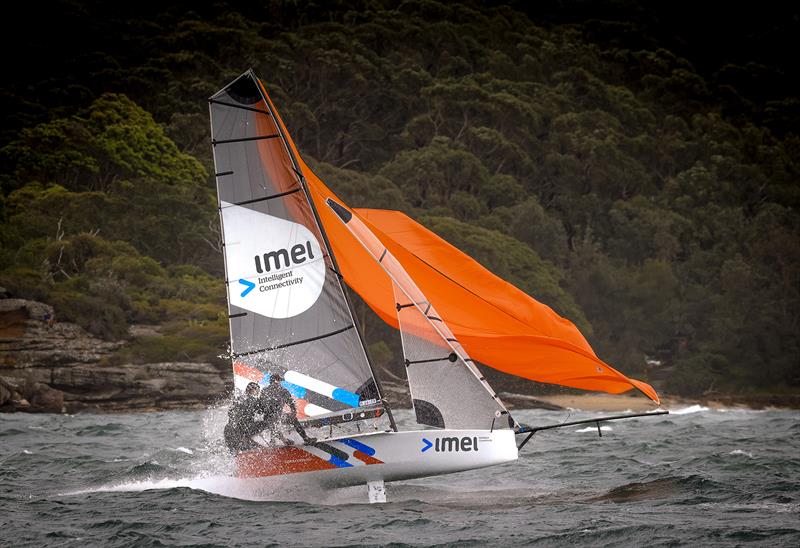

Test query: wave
[61,475,372,504]
[587,474,726,504]
[698,501,800,514]
[670,405,710,415]
[75,423,127,436]
[575,425,612,433]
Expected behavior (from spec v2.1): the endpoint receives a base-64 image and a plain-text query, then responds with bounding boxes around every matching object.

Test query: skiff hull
[235,429,518,489]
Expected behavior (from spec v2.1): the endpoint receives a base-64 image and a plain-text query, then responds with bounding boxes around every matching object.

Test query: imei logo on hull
[420,436,479,453]
[221,202,325,318]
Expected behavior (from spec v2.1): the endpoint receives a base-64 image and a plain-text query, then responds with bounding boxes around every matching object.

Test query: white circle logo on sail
[220,202,325,318]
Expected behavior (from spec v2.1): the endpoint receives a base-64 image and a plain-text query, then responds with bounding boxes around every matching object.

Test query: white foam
[728,449,754,458]
[174,447,194,455]
[22,450,32,455]
[62,475,367,504]
[575,425,612,433]
[670,405,710,415]
[699,501,799,514]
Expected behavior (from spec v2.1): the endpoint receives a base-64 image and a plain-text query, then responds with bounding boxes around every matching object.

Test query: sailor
[258,372,315,445]
[223,381,266,453]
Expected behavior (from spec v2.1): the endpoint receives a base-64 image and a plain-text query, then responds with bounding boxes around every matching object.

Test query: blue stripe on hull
[339,438,376,456]
[328,455,353,468]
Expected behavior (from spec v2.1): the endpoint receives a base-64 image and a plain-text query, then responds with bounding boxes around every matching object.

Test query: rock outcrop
[0,297,230,413]
[0,296,580,415]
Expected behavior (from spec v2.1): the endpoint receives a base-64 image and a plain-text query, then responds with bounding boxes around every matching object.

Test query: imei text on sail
[259,275,304,292]
[258,271,294,284]
[254,241,316,273]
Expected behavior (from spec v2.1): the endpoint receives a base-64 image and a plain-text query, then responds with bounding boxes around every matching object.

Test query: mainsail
[209,71,392,431]
[327,199,513,430]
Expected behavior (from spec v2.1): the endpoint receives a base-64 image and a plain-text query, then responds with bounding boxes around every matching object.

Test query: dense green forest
[1,0,797,397]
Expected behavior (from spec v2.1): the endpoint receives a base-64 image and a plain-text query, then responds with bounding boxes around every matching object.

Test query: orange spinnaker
[258,79,660,405]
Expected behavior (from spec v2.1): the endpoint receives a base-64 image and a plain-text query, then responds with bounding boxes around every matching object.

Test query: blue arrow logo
[238,279,255,297]
[421,438,433,453]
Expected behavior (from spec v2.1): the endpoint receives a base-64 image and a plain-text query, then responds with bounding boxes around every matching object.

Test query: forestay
[327,198,515,430]
[209,71,390,432]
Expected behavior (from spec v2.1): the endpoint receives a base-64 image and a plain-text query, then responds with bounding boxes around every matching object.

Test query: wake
[59,474,371,504]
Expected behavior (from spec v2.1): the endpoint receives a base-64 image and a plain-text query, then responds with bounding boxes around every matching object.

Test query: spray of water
[57,398,372,503]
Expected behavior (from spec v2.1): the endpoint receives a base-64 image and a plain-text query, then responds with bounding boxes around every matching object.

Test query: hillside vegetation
[1,0,797,397]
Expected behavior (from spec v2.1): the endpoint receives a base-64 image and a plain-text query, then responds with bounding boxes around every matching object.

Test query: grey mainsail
[209,70,391,432]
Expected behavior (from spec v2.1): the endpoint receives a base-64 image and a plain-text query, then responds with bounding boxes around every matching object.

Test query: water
[1,406,798,547]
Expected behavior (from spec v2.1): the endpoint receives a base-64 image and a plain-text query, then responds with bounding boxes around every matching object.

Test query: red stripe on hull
[236,446,337,478]
[353,450,383,465]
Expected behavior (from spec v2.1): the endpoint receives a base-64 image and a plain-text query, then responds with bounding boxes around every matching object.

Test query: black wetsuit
[223,394,266,453]
[258,383,312,443]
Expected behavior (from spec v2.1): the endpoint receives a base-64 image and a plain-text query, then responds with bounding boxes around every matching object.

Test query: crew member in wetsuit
[259,372,315,445]
[223,382,266,453]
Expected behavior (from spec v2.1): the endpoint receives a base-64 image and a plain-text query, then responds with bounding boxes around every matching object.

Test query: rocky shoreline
[2,296,797,415]
[0,297,229,413]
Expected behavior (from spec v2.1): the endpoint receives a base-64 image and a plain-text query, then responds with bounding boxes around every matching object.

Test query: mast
[236,70,397,432]
[208,73,236,384]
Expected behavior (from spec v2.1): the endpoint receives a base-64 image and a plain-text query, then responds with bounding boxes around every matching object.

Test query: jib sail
[327,198,514,430]
[209,70,391,431]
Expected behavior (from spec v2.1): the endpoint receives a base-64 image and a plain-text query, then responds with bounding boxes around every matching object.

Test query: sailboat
[208,70,665,503]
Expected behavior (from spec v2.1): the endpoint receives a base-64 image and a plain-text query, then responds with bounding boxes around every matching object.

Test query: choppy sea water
[1,406,798,547]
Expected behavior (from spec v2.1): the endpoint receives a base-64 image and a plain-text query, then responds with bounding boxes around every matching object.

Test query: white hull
[235,429,517,491]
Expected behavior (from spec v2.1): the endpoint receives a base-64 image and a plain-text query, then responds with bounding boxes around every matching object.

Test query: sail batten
[230,324,356,356]
[208,98,272,115]
[212,133,281,145]
[225,188,302,206]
